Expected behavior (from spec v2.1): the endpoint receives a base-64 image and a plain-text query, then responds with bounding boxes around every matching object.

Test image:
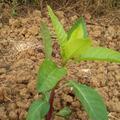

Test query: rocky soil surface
[0,4,120,120]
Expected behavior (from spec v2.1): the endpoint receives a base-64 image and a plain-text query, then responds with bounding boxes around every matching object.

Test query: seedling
[12,0,17,16]
[27,6,120,120]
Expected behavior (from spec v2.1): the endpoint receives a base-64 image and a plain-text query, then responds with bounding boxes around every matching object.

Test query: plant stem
[46,88,55,120]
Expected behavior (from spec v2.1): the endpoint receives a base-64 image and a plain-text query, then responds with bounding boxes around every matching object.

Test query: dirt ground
[0,3,120,120]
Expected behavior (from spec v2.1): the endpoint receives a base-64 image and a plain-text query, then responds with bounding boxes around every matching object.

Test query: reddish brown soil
[0,3,120,120]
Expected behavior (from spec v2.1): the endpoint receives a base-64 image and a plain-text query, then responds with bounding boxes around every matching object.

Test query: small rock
[0,22,2,28]
[9,19,21,28]
[0,68,6,75]
[16,101,28,109]
[91,77,100,87]
[8,103,17,110]
[9,111,17,120]
[0,107,7,119]
[54,98,61,110]
[71,15,78,22]
[84,13,91,21]
[21,18,28,24]
[27,80,36,92]
[0,87,5,100]
[54,116,65,120]
[28,26,39,35]
[20,28,27,35]
[108,101,120,112]
[62,94,73,103]
[71,101,80,108]
[33,10,41,17]
[113,89,119,96]
[93,26,102,37]
[56,11,64,19]
[115,74,120,80]
[108,26,115,37]
[20,88,27,97]
[19,110,27,120]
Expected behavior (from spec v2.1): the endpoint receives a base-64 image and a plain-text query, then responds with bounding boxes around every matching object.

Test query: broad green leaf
[37,59,67,93]
[57,107,71,117]
[27,99,50,120]
[62,38,92,62]
[78,47,120,63]
[69,80,108,120]
[67,17,88,40]
[47,5,67,45]
[40,21,52,59]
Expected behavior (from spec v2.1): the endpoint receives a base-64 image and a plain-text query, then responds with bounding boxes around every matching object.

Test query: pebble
[54,116,65,120]
[0,22,2,28]
[0,87,5,100]
[0,68,6,75]
[28,26,39,36]
[108,101,120,112]
[9,19,21,28]
[9,111,17,120]
[62,94,73,103]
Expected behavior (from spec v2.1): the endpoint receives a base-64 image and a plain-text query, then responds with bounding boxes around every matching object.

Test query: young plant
[27,6,120,120]
[12,0,17,16]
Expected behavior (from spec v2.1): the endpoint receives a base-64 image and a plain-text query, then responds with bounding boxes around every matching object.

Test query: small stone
[20,88,27,97]
[0,68,6,75]
[33,10,41,17]
[9,19,21,28]
[16,101,28,109]
[113,89,119,96]
[9,111,17,120]
[20,28,27,35]
[108,26,115,37]
[71,15,78,22]
[0,107,7,119]
[71,101,80,108]
[27,80,36,92]
[28,26,39,35]
[8,103,17,110]
[0,22,2,28]
[108,102,120,112]
[0,87,5,100]
[91,77,100,87]
[115,74,120,80]
[19,110,27,120]
[54,116,65,120]
[54,98,61,110]
[84,13,91,21]
[62,94,73,103]
[56,11,64,19]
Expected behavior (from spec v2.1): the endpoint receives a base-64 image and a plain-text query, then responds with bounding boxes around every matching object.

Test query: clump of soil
[0,4,120,120]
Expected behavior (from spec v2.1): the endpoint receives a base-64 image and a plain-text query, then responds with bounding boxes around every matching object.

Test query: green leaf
[61,17,92,62]
[62,38,92,62]
[69,80,108,120]
[37,59,67,93]
[40,21,52,59]
[57,107,71,118]
[78,47,120,63]
[67,17,88,40]
[47,5,67,45]
[27,100,50,120]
